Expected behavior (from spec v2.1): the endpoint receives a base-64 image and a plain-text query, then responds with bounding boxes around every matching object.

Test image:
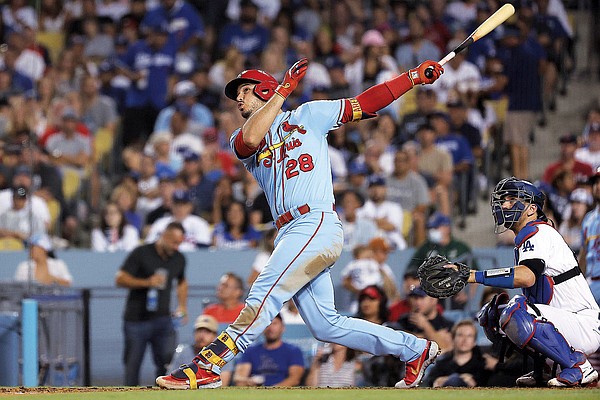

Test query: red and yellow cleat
[156,358,221,389]
[395,341,440,388]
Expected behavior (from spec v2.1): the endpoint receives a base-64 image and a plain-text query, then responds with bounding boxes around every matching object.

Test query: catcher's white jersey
[515,222,598,312]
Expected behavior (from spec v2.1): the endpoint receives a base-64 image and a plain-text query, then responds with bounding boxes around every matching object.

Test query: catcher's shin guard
[499,295,596,386]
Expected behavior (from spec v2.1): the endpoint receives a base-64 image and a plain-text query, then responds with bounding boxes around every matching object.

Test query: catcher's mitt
[417,255,471,299]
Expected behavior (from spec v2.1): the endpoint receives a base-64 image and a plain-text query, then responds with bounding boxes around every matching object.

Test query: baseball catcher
[422,177,600,387]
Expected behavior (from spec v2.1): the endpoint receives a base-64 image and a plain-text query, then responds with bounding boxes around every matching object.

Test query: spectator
[211,200,261,249]
[233,314,304,387]
[203,272,245,324]
[386,149,431,246]
[153,80,214,138]
[168,314,234,387]
[247,227,276,286]
[423,319,487,387]
[559,188,593,257]
[341,244,396,313]
[0,165,51,231]
[393,285,453,352]
[543,133,593,185]
[338,189,379,251]
[81,16,114,61]
[430,38,482,104]
[395,14,440,71]
[406,212,478,309]
[118,20,176,146]
[355,285,389,325]
[305,343,358,387]
[145,189,211,251]
[44,107,92,175]
[545,169,576,226]
[218,0,269,66]
[397,87,439,145]
[368,237,400,301]
[145,175,177,228]
[135,154,161,222]
[0,186,46,245]
[179,150,215,221]
[497,24,547,180]
[91,201,140,252]
[140,0,204,54]
[14,233,72,286]
[388,270,422,322]
[356,175,406,250]
[111,183,143,234]
[414,124,453,216]
[575,123,600,172]
[115,221,188,386]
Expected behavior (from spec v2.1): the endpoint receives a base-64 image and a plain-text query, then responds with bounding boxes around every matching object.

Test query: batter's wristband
[475,268,515,288]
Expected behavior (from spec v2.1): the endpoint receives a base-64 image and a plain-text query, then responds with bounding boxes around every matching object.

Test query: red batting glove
[275,58,309,99]
[407,60,444,85]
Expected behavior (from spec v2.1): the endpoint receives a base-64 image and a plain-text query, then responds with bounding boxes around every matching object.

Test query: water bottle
[147,287,158,312]
[147,268,167,312]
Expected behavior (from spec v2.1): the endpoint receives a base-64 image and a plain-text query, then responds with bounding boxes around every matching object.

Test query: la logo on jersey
[522,240,535,252]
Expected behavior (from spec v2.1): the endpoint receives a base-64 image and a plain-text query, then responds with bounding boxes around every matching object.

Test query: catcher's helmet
[224,69,278,102]
[490,177,546,233]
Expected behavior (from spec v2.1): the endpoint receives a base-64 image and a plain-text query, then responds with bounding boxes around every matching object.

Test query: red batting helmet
[224,69,278,102]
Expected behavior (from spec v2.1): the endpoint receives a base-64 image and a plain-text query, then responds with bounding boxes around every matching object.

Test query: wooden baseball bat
[424,3,515,78]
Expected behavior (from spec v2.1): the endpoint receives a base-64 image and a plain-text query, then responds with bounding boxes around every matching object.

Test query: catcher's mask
[490,177,546,233]
[224,69,278,102]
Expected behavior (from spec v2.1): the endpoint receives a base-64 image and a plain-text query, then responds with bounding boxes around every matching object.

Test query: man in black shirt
[116,221,188,386]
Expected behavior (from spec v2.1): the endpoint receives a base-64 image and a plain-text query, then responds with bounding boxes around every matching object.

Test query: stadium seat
[0,237,24,251]
[35,31,65,65]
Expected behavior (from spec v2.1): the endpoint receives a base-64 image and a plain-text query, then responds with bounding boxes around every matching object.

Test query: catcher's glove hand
[417,255,471,299]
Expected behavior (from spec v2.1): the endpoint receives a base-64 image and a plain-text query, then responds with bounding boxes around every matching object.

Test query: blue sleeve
[218,24,235,51]
[239,346,257,365]
[460,137,474,164]
[185,4,204,37]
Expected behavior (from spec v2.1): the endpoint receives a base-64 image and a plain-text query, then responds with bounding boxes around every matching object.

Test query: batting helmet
[490,177,546,233]
[224,69,278,102]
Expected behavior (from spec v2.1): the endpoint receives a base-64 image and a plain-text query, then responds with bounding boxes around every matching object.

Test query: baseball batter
[467,177,600,387]
[156,58,445,389]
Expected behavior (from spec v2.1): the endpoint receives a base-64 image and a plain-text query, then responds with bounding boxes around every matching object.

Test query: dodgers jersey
[230,100,345,220]
[514,221,598,312]
[582,206,600,280]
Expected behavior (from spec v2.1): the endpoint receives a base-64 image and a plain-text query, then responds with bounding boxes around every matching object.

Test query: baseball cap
[348,160,368,175]
[28,233,53,252]
[62,107,79,120]
[174,80,198,98]
[427,212,452,229]
[559,134,578,144]
[193,315,218,332]
[367,175,386,187]
[14,165,31,176]
[172,189,192,203]
[408,285,427,297]
[368,237,391,253]
[183,149,200,162]
[359,286,383,300]
[12,186,27,198]
[361,29,386,47]
[569,188,593,205]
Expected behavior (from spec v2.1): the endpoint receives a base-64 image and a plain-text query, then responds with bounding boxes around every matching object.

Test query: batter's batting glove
[275,58,309,99]
[407,60,444,85]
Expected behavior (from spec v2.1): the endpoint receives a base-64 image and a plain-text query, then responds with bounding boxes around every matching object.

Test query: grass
[0,387,598,400]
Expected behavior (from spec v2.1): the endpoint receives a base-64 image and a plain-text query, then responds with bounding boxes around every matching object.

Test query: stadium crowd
[0,0,599,388]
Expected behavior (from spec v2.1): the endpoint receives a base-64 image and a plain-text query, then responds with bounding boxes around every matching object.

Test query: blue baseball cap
[348,161,368,175]
[426,212,452,229]
[172,189,192,203]
[408,285,427,297]
[367,175,386,187]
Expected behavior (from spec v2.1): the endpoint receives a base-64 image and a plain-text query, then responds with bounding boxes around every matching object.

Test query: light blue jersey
[230,100,344,220]
[582,206,600,304]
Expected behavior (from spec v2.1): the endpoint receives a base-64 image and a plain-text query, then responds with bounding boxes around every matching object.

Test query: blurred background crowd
[0,0,598,252]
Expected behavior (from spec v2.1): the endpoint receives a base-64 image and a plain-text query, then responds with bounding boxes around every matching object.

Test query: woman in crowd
[14,233,72,286]
[212,200,261,250]
[91,201,139,252]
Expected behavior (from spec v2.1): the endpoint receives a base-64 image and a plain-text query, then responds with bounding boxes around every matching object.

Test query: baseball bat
[424,3,515,78]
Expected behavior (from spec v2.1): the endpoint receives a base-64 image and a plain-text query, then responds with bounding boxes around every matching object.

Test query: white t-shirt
[340,258,395,291]
[145,214,211,252]
[251,250,271,275]
[0,190,50,225]
[356,200,406,250]
[14,258,73,285]
[574,147,600,171]
[430,60,482,104]
[91,225,140,252]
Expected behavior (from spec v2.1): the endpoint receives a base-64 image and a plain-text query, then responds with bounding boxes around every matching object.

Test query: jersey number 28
[285,153,315,179]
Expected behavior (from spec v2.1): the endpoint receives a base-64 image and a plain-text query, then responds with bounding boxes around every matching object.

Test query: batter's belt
[275,202,335,230]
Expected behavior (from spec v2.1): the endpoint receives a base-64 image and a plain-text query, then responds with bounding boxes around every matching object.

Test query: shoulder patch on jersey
[514,221,542,247]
